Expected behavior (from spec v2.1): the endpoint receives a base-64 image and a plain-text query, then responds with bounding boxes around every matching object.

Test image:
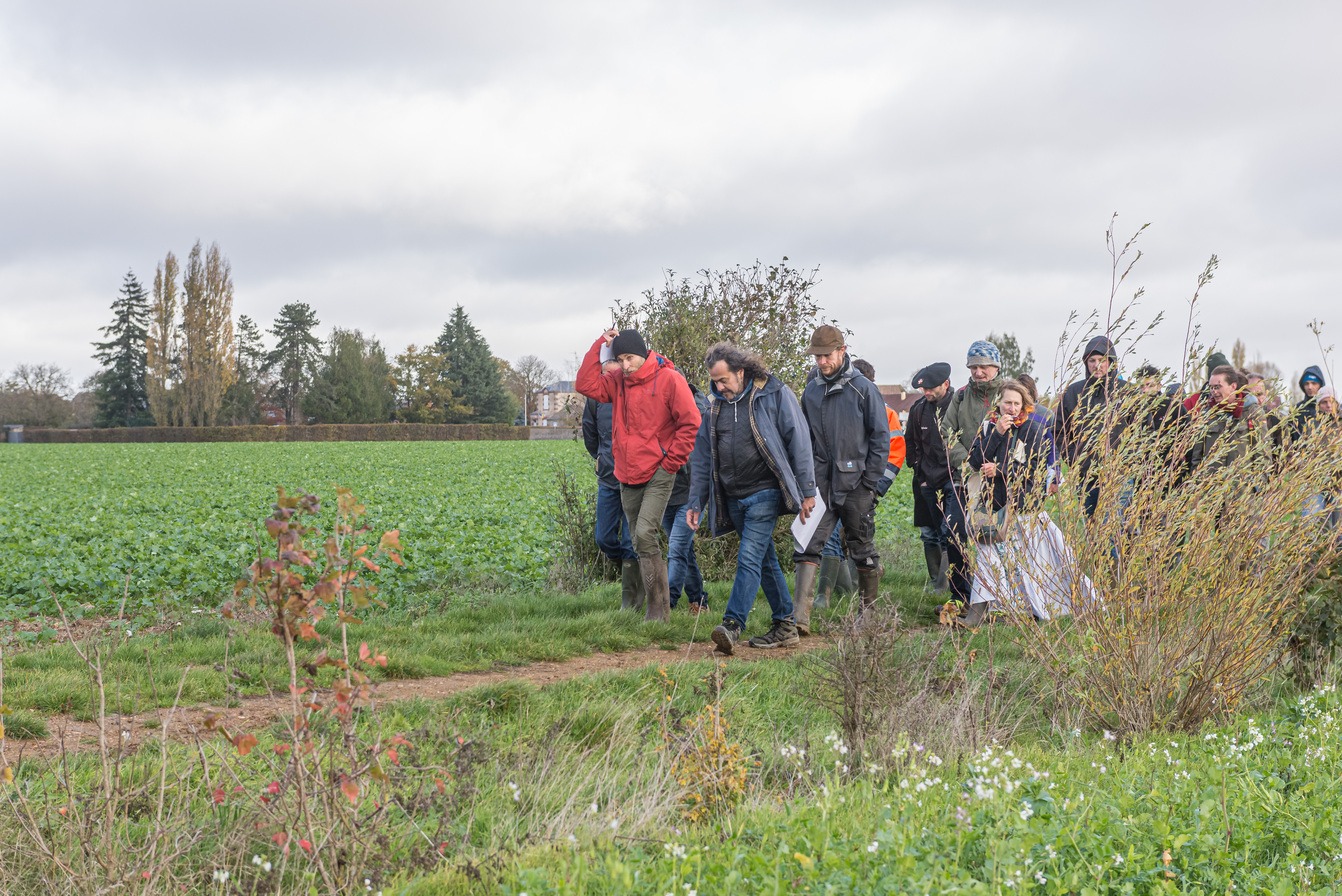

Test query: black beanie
[610,329,648,359]
[912,362,952,390]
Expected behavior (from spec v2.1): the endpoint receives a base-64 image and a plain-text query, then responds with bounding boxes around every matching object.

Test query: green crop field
[0,441,598,617]
[0,440,918,620]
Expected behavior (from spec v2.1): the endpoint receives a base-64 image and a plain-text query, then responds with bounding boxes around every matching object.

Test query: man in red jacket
[576,328,702,622]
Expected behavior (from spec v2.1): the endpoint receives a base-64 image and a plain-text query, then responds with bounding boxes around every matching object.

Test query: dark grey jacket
[800,356,890,505]
[687,374,816,538]
[581,397,619,490]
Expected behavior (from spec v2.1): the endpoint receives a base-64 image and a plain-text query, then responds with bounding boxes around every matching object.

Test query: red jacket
[575,336,702,486]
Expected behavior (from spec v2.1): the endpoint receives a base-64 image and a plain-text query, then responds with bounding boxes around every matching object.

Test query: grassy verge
[403,681,1342,894]
[2,610,1330,894]
[0,517,938,721]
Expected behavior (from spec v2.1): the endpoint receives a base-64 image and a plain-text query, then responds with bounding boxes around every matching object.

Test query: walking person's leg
[599,481,643,609]
[837,487,881,611]
[621,467,677,622]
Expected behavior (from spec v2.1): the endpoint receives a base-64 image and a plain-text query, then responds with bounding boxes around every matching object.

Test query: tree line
[1,242,535,429]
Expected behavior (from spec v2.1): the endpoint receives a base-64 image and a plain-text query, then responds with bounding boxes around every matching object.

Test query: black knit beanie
[610,329,648,359]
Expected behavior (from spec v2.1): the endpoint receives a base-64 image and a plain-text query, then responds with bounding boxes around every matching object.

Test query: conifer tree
[266,302,323,424]
[221,314,268,424]
[91,270,152,427]
[303,329,395,424]
[433,305,516,424]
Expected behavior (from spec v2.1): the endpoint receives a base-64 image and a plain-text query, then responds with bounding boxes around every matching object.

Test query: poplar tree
[178,241,236,426]
[91,270,152,427]
[145,252,182,426]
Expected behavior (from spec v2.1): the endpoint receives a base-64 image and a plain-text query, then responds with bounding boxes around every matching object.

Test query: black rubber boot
[836,558,858,597]
[815,556,840,609]
[857,563,882,613]
[792,562,819,635]
[620,559,645,611]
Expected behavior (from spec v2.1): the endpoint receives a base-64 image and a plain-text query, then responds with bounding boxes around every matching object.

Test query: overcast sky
[2,1,1339,395]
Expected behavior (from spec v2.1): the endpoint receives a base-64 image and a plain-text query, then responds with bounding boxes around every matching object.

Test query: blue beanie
[966,340,1002,368]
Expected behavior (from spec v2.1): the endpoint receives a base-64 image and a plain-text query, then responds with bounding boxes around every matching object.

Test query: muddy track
[3,635,836,762]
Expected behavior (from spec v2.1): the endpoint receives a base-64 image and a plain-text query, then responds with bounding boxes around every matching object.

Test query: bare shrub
[549,462,608,591]
[805,607,1029,763]
[981,222,1342,735]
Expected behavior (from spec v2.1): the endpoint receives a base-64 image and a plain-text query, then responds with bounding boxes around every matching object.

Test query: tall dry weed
[970,223,1342,734]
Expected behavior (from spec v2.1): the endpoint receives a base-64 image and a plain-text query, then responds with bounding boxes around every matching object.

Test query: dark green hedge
[21,423,531,443]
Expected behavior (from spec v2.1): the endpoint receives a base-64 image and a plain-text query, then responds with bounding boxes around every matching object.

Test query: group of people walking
[577,325,893,654]
[578,324,1338,652]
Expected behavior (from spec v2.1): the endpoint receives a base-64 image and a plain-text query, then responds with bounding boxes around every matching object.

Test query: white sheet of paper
[790,490,827,551]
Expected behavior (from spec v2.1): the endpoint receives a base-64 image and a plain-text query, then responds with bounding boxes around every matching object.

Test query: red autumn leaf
[359,642,371,663]
[212,788,226,805]
[340,776,359,804]
[272,831,288,847]
[386,747,399,765]
[298,839,313,853]
[234,733,258,756]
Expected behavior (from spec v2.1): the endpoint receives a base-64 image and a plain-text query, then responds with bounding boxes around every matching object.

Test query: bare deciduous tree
[0,363,74,427]
[509,354,557,425]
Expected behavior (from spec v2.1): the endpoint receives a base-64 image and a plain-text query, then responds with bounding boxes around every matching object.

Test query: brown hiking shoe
[748,619,800,649]
[711,620,741,655]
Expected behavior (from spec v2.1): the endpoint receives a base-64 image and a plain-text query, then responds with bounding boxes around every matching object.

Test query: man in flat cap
[791,325,890,627]
[907,362,955,593]
[576,327,702,622]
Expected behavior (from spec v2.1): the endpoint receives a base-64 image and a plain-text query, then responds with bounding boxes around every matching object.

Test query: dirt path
[4,635,833,762]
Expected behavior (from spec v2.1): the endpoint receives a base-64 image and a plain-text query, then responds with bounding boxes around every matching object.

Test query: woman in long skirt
[965,379,1094,624]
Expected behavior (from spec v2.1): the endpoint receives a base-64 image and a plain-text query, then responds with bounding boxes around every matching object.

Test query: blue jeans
[822,523,845,559]
[662,501,705,607]
[595,482,636,562]
[722,488,792,628]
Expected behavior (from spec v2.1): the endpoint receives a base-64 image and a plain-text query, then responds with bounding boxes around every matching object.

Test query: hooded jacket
[687,373,816,538]
[575,336,702,486]
[1290,365,1327,441]
[942,371,1004,480]
[801,355,890,505]
[1055,335,1124,466]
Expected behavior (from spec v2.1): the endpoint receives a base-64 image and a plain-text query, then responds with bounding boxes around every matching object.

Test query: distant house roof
[540,381,576,393]
[878,384,918,417]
